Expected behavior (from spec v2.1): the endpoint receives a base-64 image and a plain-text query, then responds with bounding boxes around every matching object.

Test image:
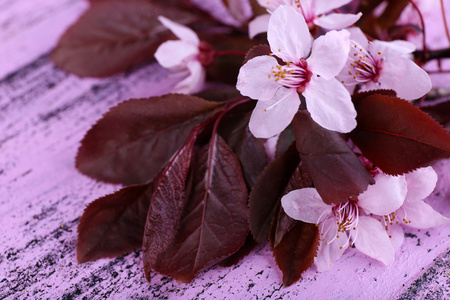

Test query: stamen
[344,41,383,85]
[321,201,360,248]
[271,59,312,93]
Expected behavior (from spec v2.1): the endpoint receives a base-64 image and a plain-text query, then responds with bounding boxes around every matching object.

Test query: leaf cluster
[56,0,450,288]
[76,88,450,286]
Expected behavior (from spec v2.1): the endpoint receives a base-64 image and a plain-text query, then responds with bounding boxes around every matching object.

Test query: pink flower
[155,17,213,94]
[249,0,362,38]
[337,28,432,100]
[237,6,356,138]
[372,167,450,249]
[281,173,407,271]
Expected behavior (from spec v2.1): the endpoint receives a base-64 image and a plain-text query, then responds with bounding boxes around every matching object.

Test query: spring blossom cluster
[152,3,448,272]
[282,166,449,271]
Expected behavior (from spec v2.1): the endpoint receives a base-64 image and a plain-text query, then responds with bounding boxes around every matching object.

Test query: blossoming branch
[51,0,450,287]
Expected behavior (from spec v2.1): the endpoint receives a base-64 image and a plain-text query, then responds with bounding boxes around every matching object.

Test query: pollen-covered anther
[345,41,383,84]
[271,59,312,93]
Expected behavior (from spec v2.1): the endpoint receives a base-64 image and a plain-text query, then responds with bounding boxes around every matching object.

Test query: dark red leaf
[243,44,271,64]
[349,94,450,175]
[421,97,450,130]
[249,144,299,243]
[224,112,268,188]
[195,86,243,103]
[52,0,199,77]
[270,163,313,248]
[76,94,221,185]
[272,222,319,286]
[218,234,258,267]
[142,126,203,275]
[205,35,260,85]
[293,111,374,204]
[275,125,295,158]
[77,183,154,263]
[352,89,397,105]
[153,135,248,282]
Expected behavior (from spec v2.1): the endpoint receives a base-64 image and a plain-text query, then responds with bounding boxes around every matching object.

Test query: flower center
[270,59,312,93]
[291,0,316,26]
[359,156,381,178]
[198,41,215,67]
[333,200,360,233]
[317,200,359,249]
[346,41,383,84]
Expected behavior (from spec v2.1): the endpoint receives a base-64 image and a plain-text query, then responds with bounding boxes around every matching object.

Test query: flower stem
[415,48,450,61]
[408,0,429,62]
[440,0,450,44]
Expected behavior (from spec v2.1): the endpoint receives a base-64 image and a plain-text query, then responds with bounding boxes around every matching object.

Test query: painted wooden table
[1,1,449,299]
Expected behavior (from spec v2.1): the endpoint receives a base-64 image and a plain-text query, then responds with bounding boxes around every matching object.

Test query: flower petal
[358,173,407,216]
[236,55,281,101]
[371,40,415,58]
[314,218,348,272]
[315,0,352,15]
[347,27,369,46]
[249,88,300,138]
[172,61,205,94]
[404,167,438,203]
[307,29,350,79]
[314,13,362,30]
[268,5,312,62]
[257,0,282,12]
[154,40,199,69]
[388,224,404,251]
[399,201,450,229]
[281,188,332,224]
[158,16,199,44]
[351,216,395,265]
[366,57,432,100]
[248,14,270,38]
[302,76,356,133]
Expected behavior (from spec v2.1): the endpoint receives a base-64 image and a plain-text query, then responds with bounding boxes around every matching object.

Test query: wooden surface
[1,1,449,299]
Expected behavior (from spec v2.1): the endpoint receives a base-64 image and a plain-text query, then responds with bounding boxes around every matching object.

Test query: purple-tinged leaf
[52,0,200,77]
[225,112,268,188]
[218,234,258,267]
[421,97,450,130]
[275,125,295,158]
[349,94,450,175]
[273,222,319,286]
[243,44,271,64]
[352,89,397,105]
[142,125,204,276]
[205,35,260,85]
[77,182,155,263]
[293,111,374,204]
[249,145,299,243]
[270,163,312,248]
[76,94,221,185]
[195,87,243,103]
[153,135,248,282]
